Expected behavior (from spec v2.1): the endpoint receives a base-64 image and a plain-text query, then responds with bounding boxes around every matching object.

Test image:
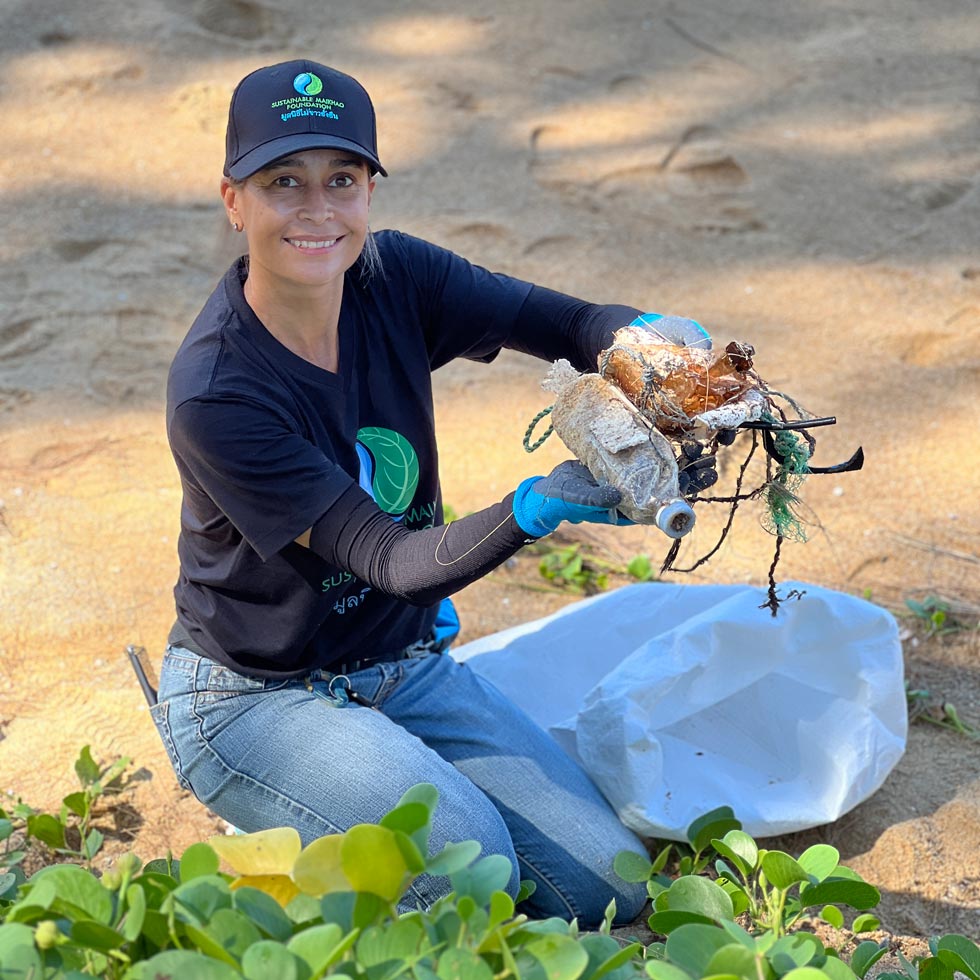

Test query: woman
[155,58,659,925]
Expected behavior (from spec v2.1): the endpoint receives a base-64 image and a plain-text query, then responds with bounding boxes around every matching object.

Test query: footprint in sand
[87,310,182,404]
[905,178,973,212]
[184,0,288,41]
[660,126,751,197]
[0,317,54,360]
[901,308,980,369]
[53,240,127,262]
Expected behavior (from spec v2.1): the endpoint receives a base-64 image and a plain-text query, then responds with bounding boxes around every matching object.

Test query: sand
[1,0,978,944]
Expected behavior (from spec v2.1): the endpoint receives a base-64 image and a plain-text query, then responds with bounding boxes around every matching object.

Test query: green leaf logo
[356,428,420,516]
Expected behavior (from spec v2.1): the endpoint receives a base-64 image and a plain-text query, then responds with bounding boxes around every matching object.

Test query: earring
[232,222,243,232]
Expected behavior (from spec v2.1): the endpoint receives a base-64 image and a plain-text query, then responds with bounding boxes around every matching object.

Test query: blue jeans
[151,645,648,926]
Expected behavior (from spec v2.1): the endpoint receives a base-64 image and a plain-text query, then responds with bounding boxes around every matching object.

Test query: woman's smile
[284,236,342,252]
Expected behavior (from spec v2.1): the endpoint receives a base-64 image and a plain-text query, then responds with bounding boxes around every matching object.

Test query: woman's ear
[220,178,241,230]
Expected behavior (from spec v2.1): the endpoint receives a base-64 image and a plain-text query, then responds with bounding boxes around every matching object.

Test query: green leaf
[120,882,147,943]
[712,831,758,879]
[0,922,40,969]
[645,963,695,980]
[358,918,425,967]
[450,855,513,907]
[319,891,357,929]
[6,877,57,922]
[172,875,234,925]
[820,957,861,980]
[664,875,735,922]
[613,851,653,883]
[427,840,483,877]
[242,939,311,980]
[704,943,759,978]
[627,555,654,581]
[820,905,844,929]
[716,920,756,949]
[342,825,413,902]
[287,923,351,973]
[798,878,880,912]
[851,941,889,979]
[184,908,263,965]
[797,844,840,882]
[936,936,980,980]
[62,791,89,819]
[769,933,823,972]
[761,851,809,890]
[647,910,719,935]
[126,949,243,979]
[664,924,735,976]
[181,842,221,882]
[358,427,421,515]
[782,969,836,980]
[352,891,389,929]
[436,947,495,980]
[686,807,741,855]
[919,959,956,980]
[69,919,126,951]
[233,886,295,941]
[74,746,101,786]
[34,864,113,924]
[380,802,433,858]
[0,938,44,977]
[0,872,17,900]
[586,937,644,980]
[83,827,105,860]
[27,812,66,849]
[526,933,589,980]
[852,914,880,934]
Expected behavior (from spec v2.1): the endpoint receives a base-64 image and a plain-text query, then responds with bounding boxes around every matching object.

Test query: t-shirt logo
[355,427,420,518]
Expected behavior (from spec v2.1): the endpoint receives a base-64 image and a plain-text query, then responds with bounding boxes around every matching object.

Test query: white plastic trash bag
[452,581,906,840]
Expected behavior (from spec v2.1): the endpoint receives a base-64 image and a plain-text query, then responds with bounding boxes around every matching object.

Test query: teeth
[288,238,336,249]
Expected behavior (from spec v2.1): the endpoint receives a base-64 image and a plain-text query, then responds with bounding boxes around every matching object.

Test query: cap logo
[293,72,323,96]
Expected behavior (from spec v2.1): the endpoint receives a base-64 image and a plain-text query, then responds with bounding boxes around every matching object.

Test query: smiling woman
[151,56,703,928]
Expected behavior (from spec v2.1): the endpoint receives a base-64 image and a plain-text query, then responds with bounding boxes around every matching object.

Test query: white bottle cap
[656,499,696,538]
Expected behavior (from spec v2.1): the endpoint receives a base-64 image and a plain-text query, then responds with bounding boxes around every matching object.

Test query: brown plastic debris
[599,328,759,436]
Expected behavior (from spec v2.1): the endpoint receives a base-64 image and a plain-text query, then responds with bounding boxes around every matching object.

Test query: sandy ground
[1,0,979,945]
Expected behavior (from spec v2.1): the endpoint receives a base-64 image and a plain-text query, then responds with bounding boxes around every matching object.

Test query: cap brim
[227,133,387,179]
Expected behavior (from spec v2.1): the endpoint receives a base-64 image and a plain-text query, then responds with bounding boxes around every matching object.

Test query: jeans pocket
[149,699,192,792]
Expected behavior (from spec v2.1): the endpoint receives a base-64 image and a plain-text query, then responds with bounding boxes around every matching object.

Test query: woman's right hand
[512,460,632,537]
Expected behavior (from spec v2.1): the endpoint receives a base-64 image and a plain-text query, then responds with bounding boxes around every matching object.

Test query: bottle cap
[655,499,696,538]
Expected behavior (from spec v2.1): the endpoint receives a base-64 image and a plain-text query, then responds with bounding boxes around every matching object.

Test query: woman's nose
[298,187,334,222]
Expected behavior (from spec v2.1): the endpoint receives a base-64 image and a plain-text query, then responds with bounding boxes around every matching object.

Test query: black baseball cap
[224,59,386,179]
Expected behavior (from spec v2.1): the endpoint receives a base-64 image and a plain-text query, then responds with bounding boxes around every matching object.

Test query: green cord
[523,405,554,452]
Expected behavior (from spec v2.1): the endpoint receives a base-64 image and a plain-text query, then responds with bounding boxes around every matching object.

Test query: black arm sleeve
[309,484,531,607]
[508,284,642,372]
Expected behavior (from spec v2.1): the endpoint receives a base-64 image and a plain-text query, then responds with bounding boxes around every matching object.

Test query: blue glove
[630,312,712,349]
[513,460,632,538]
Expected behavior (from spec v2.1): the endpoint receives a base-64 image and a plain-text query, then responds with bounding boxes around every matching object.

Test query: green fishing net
[760,414,811,542]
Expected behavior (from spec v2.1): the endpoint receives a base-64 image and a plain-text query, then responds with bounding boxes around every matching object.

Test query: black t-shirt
[168,230,641,678]
[168,231,534,677]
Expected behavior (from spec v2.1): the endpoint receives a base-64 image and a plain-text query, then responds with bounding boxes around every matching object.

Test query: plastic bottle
[601,332,755,435]
[542,361,696,538]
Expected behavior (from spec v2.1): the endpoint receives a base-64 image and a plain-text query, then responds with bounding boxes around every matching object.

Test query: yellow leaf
[341,825,412,902]
[293,834,351,897]
[209,827,302,876]
[230,873,300,906]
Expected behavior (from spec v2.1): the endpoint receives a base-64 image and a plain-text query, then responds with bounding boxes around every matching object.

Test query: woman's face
[222,149,375,290]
